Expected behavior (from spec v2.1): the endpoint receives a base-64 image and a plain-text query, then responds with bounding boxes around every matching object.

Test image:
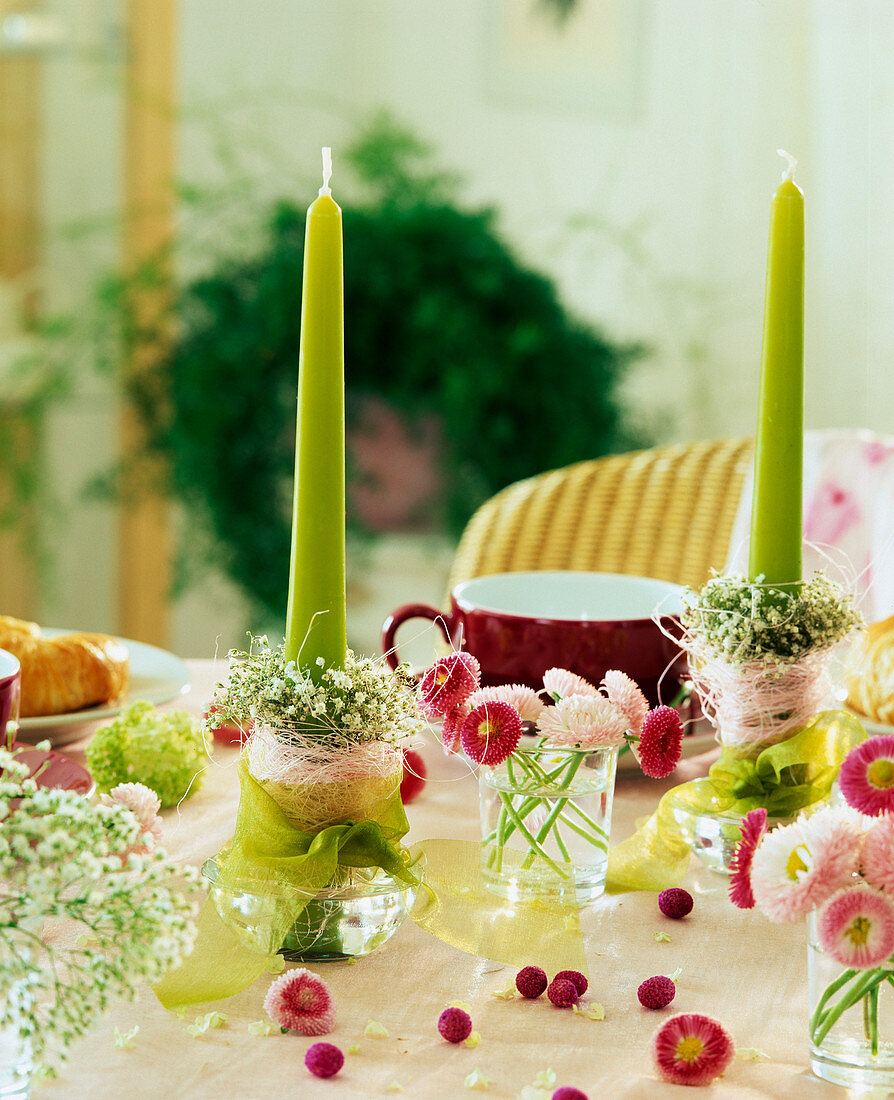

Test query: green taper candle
[748,150,804,588]
[284,148,347,673]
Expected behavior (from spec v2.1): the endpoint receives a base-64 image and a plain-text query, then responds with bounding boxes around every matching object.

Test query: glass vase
[478,744,617,905]
[808,910,894,1089]
[203,858,413,962]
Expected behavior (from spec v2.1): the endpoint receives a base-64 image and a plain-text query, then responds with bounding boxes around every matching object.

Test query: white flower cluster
[0,747,202,1071]
[207,639,422,752]
[682,572,862,664]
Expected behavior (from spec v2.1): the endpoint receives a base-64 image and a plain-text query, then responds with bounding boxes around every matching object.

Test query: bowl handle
[381,604,456,671]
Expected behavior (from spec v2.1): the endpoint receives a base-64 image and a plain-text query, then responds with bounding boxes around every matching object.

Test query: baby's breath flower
[682,572,861,665]
[205,638,422,752]
[0,747,202,1074]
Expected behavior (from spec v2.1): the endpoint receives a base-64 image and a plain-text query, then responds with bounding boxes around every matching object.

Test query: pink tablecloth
[38,661,841,1100]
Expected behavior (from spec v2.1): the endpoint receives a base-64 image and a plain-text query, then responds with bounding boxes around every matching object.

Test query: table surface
[36,660,844,1100]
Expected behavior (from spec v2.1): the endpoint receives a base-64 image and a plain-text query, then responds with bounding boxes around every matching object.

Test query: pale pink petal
[542,668,598,701]
[467,684,544,723]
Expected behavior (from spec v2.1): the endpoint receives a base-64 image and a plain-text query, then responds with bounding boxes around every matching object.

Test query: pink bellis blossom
[749,807,862,922]
[101,782,163,855]
[729,808,769,909]
[637,706,685,778]
[860,813,894,894]
[542,667,599,702]
[652,1012,735,1087]
[467,684,545,723]
[460,701,523,765]
[263,968,336,1036]
[601,670,649,736]
[838,736,894,816]
[417,652,480,719]
[538,693,629,750]
[818,885,894,969]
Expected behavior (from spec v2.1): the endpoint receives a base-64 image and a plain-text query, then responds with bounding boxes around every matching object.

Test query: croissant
[0,616,130,718]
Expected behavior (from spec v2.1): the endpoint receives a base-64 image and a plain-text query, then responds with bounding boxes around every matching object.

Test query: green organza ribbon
[605,709,867,894]
[155,756,416,1008]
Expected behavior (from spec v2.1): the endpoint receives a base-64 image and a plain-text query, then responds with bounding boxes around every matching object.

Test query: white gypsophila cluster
[681,572,862,665]
[0,747,202,1072]
[206,639,423,752]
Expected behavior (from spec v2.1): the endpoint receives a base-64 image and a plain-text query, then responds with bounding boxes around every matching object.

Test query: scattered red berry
[547,977,579,1008]
[638,975,676,1010]
[552,1088,589,1100]
[437,1007,473,1043]
[554,969,588,997]
[515,965,548,999]
[305,1041,344,1078]
[400,748,427,803]
[658,887,694,919]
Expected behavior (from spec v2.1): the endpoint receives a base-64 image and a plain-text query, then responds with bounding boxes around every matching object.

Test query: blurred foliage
[113,115,645,620]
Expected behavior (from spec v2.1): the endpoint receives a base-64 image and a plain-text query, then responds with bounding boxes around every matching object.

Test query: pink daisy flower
[441,702,471,755]
[538,693,629,750]
[750,808,862,922]
[418,653,480,719]
[460,701,523,765]
[601,670,649,736]
[263,968,336,1035]
[652,1012,735,1087]
[818,885,894,969]
[542,667,598,702]
[860,814,894,894]
[728,808,768,909]
[838,736,894,816]
[467,684,545,723]
[637,706,685,778]
[101,782,163,854]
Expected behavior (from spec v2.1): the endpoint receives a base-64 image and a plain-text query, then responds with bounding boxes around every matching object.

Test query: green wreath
[128,120,642,620]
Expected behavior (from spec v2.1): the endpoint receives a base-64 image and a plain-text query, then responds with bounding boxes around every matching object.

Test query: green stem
[552,821,572,863]
[812,970,888,1048]
[496,792,570,878]
[564,796,610,841]
[520,797,570,871]
[809,967,859,1035]
[555,809,608,851]
[865,984,879,1056]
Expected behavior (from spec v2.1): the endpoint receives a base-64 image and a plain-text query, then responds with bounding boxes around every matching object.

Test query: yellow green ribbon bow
[155,756,416,1008]
[605,709,866,894]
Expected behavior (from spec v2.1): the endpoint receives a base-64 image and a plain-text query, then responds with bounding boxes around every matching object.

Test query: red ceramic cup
[0,648,21,743]
[382,571,686,708]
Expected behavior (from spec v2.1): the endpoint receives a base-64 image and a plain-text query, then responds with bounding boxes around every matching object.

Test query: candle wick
[319,146,333,196]
[776,148,797,182]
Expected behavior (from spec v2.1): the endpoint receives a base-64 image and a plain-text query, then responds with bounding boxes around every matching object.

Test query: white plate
[16,632,190,747]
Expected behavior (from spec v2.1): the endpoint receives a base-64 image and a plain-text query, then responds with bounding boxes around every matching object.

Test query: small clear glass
[808,910,894,1090]
[478,744,617,905]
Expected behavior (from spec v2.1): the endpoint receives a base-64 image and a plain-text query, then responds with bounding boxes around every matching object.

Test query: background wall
[6,0,894,658]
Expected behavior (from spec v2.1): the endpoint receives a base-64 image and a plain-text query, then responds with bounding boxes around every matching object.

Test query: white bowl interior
[454,572,683,622]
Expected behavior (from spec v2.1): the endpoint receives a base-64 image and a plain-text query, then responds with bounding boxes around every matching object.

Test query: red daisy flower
[418,653,480,719]
[441,702,471,755]
[460,701,522,765]
[637,706,685,778]
[652,1012,735,1086]
[729,807,768,909]
[838,736,894,816]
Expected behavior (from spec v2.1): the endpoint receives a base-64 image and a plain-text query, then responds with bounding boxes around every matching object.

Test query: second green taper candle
[748,151,804,589]
[284,148,347,674]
